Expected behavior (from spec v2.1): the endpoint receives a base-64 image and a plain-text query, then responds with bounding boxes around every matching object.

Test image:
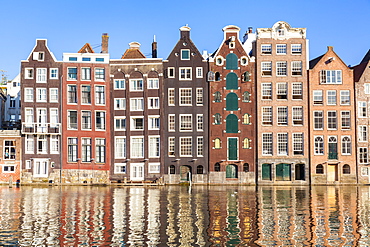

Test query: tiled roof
[121,48,146,59]
[78,43,95,53]
[309,55,324,69]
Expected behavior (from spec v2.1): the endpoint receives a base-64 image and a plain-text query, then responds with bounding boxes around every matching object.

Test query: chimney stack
[152,35,157,58]
[101,33,109,53]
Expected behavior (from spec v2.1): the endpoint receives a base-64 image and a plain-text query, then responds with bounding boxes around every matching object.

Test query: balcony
[21,123,61,134]
[328,152,338,160]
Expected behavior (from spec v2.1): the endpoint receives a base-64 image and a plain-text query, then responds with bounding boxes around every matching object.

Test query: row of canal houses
[2,21,370,185]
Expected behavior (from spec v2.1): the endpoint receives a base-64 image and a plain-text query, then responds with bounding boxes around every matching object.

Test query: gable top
[352,50,370,82]
[78,43,95,53]
[22,39,58,62]
[257,21,306,39]
[180,25,191,32]
[121,42,146,59]
[360,49,370,64]
[309,46,349,70]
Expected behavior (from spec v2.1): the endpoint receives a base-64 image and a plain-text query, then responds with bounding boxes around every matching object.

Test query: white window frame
[196,88,203,106]
[262,133,273,155]
[276,61,287,76]
[95,111,106,130]
[179,88,192,106]
[149,136,160,158]
[33,159,48,178]
[114,116,126,131]
[50,135,59,154]
[326,90,337,105]
[148,97,160,109]
[292,106,303,125]
[292,82,303,100]
[130,116,144,131]
[114,163,126,174]
[291,61,302,76]
[148,78,159,89]
[130,98,144,111]
[313,90,323,105]
[358,101,367,118]
[179,137,192,157]
[168,137,175,156]
[277,107,288,126]
[359,125,368,142]
[179,67,192,80]
[196,67,203,78]
[50,68,58,79]
[94,85,105,105]
[114,98,126,110]
[262,107,272,125]
[148,115,160,130]
[359,147,369,164]
[94,68,105,81]
[340,90,350,105]
[291,44,302,54]
[197,136,204,157]
[277,133,288,156]
[314,136,324,155]
[341,136,352,155]
[197,114,203,131]
[36,68,47,83]
[25,68,34,79]
[341,111,351,130]
[168,67,175,78]
[261,62,272,76]
[114,79,126,89]
[25,135,34,154]
[292,133,304,155]
[276,83,287,100]
[168,88,175,106]
[149,163,160,174]
[181,49,190,60]
[313,111,324,130]
[49,88,58,102]
[276,44,287,54]
[261,44,272,55]
[130,136,144,158]
[261,83,272,100]
[168,114,175,132]
[129,79,144,91]
[24,88,34,102]
[327,111,337,130]
[36,88,47,102]
[179,114,192,131]
[115,136,126,159]
[81,67,91,81]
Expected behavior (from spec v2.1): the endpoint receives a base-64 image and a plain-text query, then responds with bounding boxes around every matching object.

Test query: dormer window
[181,49,190,60]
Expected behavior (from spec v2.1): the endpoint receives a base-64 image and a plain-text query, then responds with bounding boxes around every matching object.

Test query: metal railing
[21,123,61,134]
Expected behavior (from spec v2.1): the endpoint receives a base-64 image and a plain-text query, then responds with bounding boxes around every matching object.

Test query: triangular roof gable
[78,43,95,53]
[22,39,58,62]
[352,61,368,82]
[360,49,370,64]
[309,46,349,70]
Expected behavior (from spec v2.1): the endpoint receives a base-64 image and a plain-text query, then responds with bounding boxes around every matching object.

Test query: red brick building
[0,130,21,184]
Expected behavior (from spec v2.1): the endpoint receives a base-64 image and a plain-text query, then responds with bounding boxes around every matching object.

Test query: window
[36,88,47,102]
[261,62,272,76]
[114,117,126,131]
[130,98,144,111]
[25,108,34,127]
[180,114,192,131]
[196,67,203,78]
[114,163,126,174]
[149,163,160,174]
[148,97,159,109]
[243,163,250,172]
[131,117,144,130]
[313,90,323,105]
[196,88,203,105]
[50,68,58,79]
[37,135,47,154]
[262,133,273,155]
[261,44,272,55]
[214,162,221,172]
[343,164,351,174]
[130,79,143,91]
[81,68,91,80]
[276,62,287,76]
[262,107,272,125]
[276,44,287,54]
[50,135,59,154]
[114,79,125,89]
[359,147,368,164]
[243,138,251,149]
[68,68,77,80]
[242,91,250,102]
[131,137,144,158]
[291,61,302,76]
[81,85,91,104]
[68,111,78,129]
[168,137,175,156]
[214,91,221,102]
[169,165,176,174]
[358,102,367,117]
[197,137,203,156]
[69,57,77,61]
[115,98,126,110]
[95,68,105,80]
[226,72,238,90]
[95,58,104,62]
[181,49,190,60]
[292,83,303,100]
[149,116,160,130]
[95,111,106,130]
[292,107,303,125]
[314,111,323,129]
[320,70,342,84]
[316,164,324,174]
[168,115,175,131]
[314,136,324,155]
[180,137,192,156]
[81,111,91,130]
[36,68,47,83]
[25,135,34,154]
[179,68,192,80]
[50,108,58,127]
[277,107,288,125]
[293,133,303,155]
[340,90,350,105]
[2,165,15,173]
[342,136,351,155]
[180,88,192,106]
[95,86,105,105]
[25,88,34,102]
[242,71,250,82]
[148,136,160,158]
[197,165,204,174]
[226,93,238,111]
[197,114,203,131]
[277,133,288,155]
[214,113,221,125]
[214,138,221,149]
[365,84,370,94]
[34,160,48,177]
[291,44,302,54]
[327,90,336,105]
[277,83,287,99]
[226,53,238,70]
[327,111,337,129]
[168,88,175,106]
[226,114,238,133]
[96,138,105,163]
[82,57,91,62]
[261,83,272,100]
[359,126,367,142]
[49,88,58,102]
[4,140,16,160]
[341,111,351,130]
[242,113,251,125]
[168,67,175,78]
[208,71,216,82]
[67,85,77,103]
[25,68,34,79]
[82,138,92,162]
[148,78,159,89]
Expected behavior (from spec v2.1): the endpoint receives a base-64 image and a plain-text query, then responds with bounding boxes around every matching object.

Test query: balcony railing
[21,123,61,134]
[328,152,338,160]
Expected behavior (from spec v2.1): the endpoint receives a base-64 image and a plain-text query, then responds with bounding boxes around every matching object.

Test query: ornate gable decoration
[78,43,95,53]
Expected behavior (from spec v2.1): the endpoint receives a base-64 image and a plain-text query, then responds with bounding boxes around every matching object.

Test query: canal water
[0,185,368,246]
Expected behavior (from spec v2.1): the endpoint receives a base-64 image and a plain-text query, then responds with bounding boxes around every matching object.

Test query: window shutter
[226,93,238,110]
[226,53,238,70]
[226,72,238,90]
[33,52,39,60]
[226,114,238,133]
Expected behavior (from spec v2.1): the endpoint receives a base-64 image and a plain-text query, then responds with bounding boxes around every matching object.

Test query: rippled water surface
[0,185,369,246]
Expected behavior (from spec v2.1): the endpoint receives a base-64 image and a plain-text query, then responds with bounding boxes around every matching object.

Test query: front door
[276,163,291,181]
[327,164,338,182]
[130,163,144,181]
[180,166,191,181]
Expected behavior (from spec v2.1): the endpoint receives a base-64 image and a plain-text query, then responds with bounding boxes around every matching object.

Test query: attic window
[82,57,91,62]
[33,52,44,61]
[181,49,190,60]
[96,58,104,62]
[69,57,78,61]
[229,42,235,49]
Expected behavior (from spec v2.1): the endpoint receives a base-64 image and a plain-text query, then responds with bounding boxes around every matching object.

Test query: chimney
[152,35,157,58]
[248,27,253,33]
[101,33,109,53]
[180,25,191,40]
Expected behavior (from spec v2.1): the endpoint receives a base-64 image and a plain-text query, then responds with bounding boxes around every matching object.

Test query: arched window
[226,53,238,70]
[316,164,324,174]
[226,164,238,178]
[226,93,238,110]
[242,91,250,102]
[214,162,221,172]
[207,71,215,81]
[169,165,176,174]
[242,71,250,82]
[197,165,204,174]
[226,72,238,90]
[214,138,221,149]
[343,164,350,174]
[226,114,238,133]
[214,91,221,102]
[243,163,249,172]
[342,136,351,155]
[215,72,221,81]
[214,113,221,125]
[243,114,250,125]
[243,138,251,149]
[314,136,324,155]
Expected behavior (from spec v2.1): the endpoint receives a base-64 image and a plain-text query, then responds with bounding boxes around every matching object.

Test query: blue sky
[1,0,369,79]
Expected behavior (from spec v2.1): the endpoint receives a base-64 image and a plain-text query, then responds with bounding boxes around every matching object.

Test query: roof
[78,43,95,53]
[352,62,368,82]
[309,55,324,69]
[360,49,370,64]
[121,48,146,59]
